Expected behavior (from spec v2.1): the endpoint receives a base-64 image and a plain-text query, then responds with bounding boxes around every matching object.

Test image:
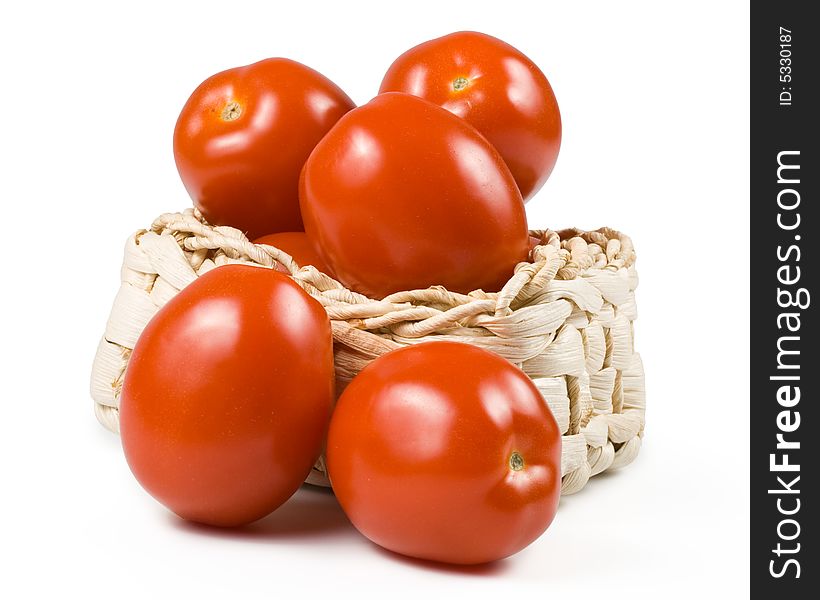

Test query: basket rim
[147,208,636,301]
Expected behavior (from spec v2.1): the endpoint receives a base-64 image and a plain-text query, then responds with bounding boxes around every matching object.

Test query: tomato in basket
[326,341,562,565]
[120,264,335,527]
[299,92,529,299]
[380,31,562,201]
[174,58,355,239]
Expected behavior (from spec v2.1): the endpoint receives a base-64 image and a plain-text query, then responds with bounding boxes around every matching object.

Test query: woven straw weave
[91,208,645,495]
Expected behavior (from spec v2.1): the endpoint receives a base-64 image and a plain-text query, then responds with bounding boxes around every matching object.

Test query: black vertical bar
[751,1,816,597]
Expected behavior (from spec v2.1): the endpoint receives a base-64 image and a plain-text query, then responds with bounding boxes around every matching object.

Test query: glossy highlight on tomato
[327,342,562,565]
[300,92,529,299]
[174,58,355,239]
[380,31,561,201]
[120,264,335,527]
[254,231,334,276]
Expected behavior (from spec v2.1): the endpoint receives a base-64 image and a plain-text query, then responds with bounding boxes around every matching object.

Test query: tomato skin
[120,264,335,527]
[254,232,334,276]
[300,92,529,299]
[327,342,561,565]
[174,58,355,239]
[379,31,561,201]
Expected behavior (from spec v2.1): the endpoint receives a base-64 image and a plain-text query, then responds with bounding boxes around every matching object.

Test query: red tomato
[300,92,529,299]
[120,264,335,527]
[379,31,561,201]
[327,342,561,565]
[254,232,334,276]
[174,58,355,239]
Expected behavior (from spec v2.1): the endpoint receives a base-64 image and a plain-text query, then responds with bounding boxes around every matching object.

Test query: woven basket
[91,208,645,495]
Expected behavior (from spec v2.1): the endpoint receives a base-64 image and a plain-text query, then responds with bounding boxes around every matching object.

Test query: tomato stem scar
[221,101,242,122]
[509,451,525,471]
[452,77,469,91]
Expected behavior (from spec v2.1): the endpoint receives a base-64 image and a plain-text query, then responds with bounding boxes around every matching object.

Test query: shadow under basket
[91,209,646,495]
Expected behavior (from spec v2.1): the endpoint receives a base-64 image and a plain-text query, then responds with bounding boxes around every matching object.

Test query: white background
[1,1,749,598]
